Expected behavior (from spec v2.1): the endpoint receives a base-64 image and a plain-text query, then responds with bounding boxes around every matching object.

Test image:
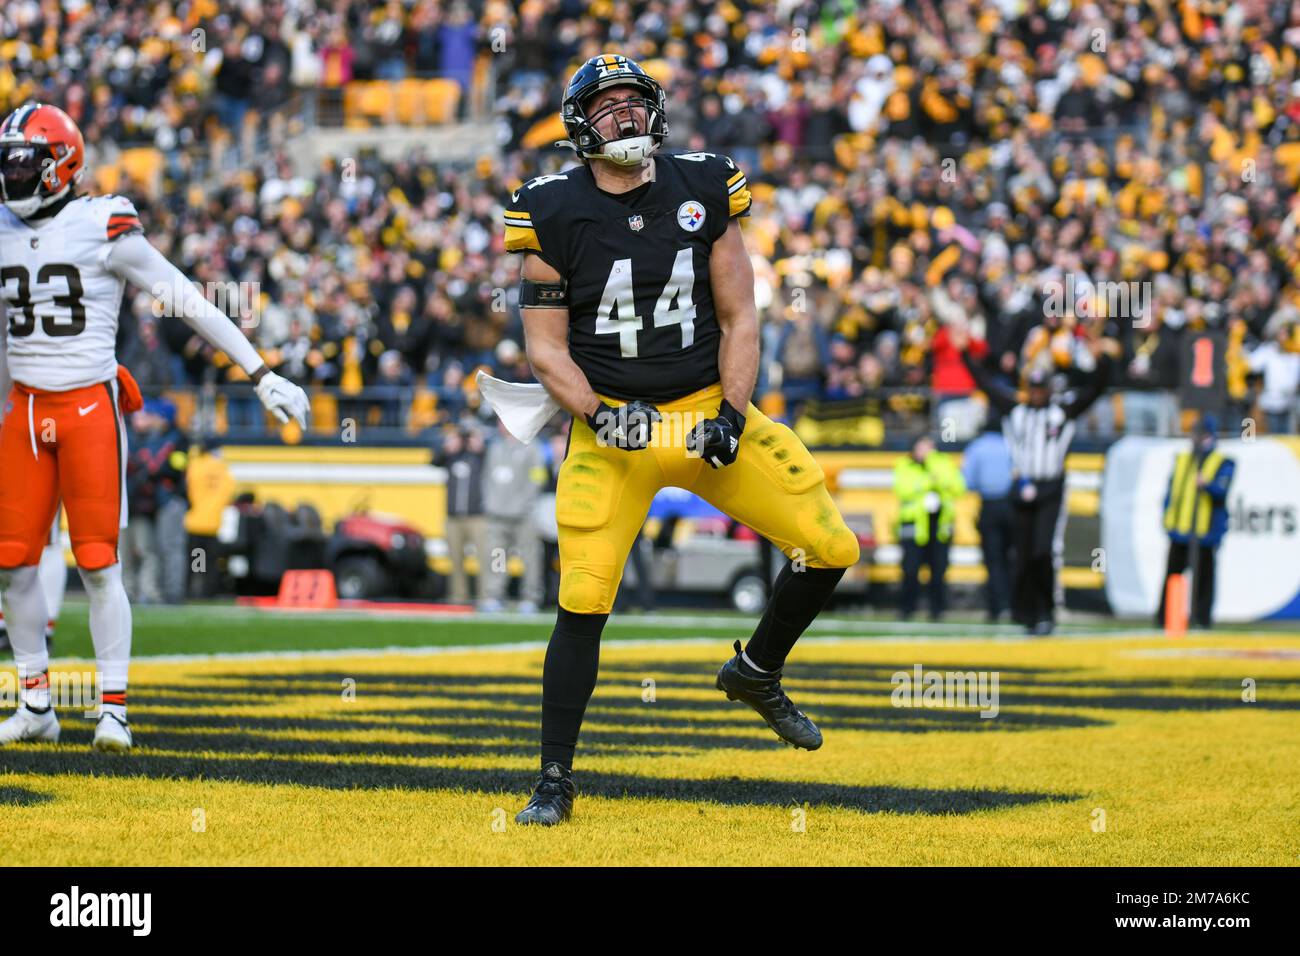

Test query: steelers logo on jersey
[677,200,706,232]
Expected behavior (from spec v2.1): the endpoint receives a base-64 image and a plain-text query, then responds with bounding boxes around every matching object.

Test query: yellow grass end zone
[1,632,1297,866]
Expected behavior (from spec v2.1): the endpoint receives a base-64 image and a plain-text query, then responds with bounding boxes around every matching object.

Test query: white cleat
[0,705,61,745]
[93,713,133,753]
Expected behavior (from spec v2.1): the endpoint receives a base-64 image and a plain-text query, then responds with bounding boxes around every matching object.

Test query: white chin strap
[589,135,657,166]
[3,183,70,220]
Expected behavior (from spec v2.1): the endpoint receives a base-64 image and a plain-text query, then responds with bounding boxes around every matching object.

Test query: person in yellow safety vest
[184,437,237,599]
[1155,414,1235,629]
[893,434,966,620]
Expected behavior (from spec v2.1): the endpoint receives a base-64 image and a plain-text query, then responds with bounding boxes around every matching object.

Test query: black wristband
[520,276,569,309]
[585,401,613,432]
[718,399,746,434]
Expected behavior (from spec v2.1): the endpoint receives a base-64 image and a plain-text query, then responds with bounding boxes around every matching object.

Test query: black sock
[743,561,847,672]
[540,607,608,772]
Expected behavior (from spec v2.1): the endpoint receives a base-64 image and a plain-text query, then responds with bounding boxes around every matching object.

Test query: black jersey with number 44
[504,152,751,403]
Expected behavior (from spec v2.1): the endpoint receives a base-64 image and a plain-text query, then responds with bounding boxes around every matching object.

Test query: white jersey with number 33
[0,194,141,391]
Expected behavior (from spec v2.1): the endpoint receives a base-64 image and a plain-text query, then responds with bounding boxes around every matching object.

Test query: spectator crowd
[0,0,1298,448]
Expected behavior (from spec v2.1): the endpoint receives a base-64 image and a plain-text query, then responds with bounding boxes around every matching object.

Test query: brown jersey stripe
[105,381,123,564]
[107,220,143,239]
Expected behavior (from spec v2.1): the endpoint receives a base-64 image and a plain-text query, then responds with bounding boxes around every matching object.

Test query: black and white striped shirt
[1002,403,1075,481]
[960,349,1110,484]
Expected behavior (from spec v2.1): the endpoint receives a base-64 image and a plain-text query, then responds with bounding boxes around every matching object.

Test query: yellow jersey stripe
[726,170,745,187]
[504,209,531,219]
[728,186,752,217]
[503,224,542,253]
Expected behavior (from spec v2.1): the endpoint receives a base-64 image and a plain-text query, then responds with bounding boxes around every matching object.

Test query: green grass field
[1,601,1297,866]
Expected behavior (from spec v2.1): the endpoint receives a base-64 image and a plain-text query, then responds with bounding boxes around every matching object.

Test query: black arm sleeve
[1063,355,1112,420]
[960,350,1019,414]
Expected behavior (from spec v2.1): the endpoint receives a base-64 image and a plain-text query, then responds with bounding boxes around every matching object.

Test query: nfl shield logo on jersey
[677,201,705,232]
[627,215,643,231]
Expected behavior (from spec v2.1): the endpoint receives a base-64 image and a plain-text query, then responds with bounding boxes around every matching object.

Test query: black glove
[687,399,746,468]
[585,400,661,451]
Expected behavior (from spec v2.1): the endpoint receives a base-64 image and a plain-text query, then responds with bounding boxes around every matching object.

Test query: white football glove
[254,371,310,428]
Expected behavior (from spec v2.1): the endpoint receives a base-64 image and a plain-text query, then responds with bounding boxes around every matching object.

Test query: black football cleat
[515,761,577,826]
[716,640,823,750]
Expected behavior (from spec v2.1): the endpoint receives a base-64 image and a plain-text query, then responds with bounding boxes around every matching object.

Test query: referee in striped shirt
[955,330,1110,635]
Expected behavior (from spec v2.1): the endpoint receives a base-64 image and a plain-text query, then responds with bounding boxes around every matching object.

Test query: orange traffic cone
[1163,573,1188,637]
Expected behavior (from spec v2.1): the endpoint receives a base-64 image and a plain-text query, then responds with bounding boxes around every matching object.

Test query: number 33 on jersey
[503,152,751,403]
[0,194,142,391]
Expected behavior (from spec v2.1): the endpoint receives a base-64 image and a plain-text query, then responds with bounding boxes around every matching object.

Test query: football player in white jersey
[0,514,67,654]
[0,102,310,751]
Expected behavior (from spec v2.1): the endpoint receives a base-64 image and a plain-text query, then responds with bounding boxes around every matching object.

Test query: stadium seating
[1,0,1295,452]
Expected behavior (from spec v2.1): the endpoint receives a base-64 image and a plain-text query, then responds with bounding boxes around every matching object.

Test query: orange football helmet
[0,103,86,218]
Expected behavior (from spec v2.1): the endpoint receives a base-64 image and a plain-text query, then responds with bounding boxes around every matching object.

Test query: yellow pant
[556,382,860,614]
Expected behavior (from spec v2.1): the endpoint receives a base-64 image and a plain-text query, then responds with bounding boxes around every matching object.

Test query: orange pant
[0,380,125,570]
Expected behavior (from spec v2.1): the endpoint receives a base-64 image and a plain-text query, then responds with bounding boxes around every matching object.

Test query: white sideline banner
[1101,436,1300,622]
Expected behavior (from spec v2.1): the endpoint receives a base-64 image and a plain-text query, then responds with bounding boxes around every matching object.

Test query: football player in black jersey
[503,54,860,825]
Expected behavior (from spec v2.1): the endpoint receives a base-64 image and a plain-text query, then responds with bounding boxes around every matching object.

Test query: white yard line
[97,600,1137,635]
[30,630,1162,667]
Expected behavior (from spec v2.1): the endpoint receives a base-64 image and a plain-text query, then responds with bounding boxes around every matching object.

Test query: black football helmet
[560,54,667,166]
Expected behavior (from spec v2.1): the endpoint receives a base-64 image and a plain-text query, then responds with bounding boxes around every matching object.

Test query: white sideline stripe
[168,603,1098,635]
[226,463,447,484]
[1067,472,1101,491]
[873,544,984,565]
[33,630,1158,667]
[837,468,1103,491]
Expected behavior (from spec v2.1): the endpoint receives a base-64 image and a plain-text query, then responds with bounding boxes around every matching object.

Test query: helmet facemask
[0,142,75,218]
[562,74,668,167]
